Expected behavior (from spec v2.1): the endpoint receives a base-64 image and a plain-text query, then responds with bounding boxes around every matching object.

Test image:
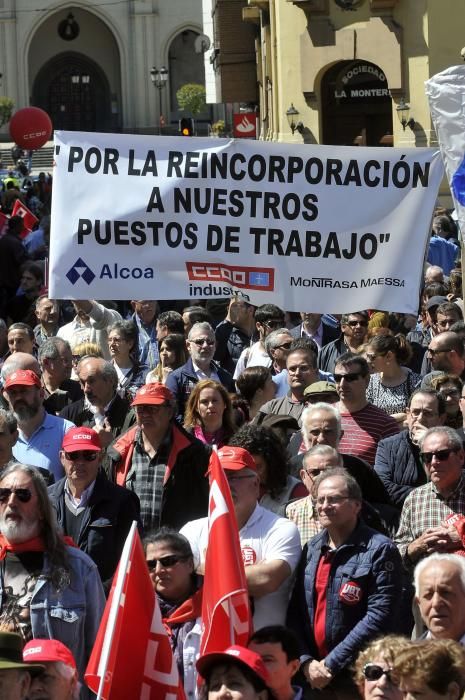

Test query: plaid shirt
[286,496,322,546]
[126,427,169,531]
[395,472,465,566]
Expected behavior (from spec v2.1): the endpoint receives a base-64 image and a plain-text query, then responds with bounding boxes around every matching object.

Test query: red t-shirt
[313,549,333,658]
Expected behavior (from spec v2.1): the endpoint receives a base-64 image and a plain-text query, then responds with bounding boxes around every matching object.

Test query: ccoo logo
[66,258,96,285]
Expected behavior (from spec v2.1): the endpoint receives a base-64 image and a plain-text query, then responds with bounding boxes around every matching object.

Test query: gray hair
[77,357,118,390]
[301,402,342,443]
[188,322,215,341]
[302,444,342,467]
[313,466,362,502]
[0,408,17,433]
[414,553,465,597]
[1,354,41,381]
[419,425,463,451]
[38,337,71,364]
[264,328,291,356]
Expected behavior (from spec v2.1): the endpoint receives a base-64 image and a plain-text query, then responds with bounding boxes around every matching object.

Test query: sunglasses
[427,347,451,356]
[63,451,100,462]
[363,664,394,683]
[420,448,459,464]
[347,320,368,327]
[334,372,362,383]
[305,468,324,477]
[146,555,189,570]
[275,342,293,350]
[0,487,32,503]
[190,339,215,347]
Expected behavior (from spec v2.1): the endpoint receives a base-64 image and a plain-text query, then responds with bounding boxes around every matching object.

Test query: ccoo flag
[426,64,465,236]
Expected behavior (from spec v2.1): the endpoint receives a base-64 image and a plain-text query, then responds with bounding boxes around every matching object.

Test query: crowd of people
[0,198,463,699]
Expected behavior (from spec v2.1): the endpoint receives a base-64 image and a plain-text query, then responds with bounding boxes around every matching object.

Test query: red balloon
[9,107,53,150]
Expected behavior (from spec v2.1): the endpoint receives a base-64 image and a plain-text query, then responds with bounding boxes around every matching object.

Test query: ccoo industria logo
[186,262,275,291]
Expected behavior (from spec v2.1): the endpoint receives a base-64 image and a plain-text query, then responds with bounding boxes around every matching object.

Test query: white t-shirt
[233,341,271,380]
[180,504,302,629]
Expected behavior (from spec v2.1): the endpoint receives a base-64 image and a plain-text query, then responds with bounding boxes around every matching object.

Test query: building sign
[334,61,391,101]
[233,112,257,138]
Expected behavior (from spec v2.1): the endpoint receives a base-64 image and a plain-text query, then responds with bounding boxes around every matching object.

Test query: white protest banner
[49,132,443,313]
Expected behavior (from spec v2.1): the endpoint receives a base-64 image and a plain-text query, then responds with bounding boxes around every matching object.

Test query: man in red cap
[196,644,272,697]
[23,638,78,700]
[2,369,74,482]
[107,382,210,530]
[181,445,301,629]
[48,427,141,589]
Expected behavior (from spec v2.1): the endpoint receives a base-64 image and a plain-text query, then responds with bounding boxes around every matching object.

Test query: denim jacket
[0,546,105,682]
[287,521,402,676]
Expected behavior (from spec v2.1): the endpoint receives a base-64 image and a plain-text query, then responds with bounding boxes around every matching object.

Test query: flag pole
[95,521,138,700]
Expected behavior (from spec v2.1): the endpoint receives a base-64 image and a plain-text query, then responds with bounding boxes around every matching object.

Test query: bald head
[1,353,41,381]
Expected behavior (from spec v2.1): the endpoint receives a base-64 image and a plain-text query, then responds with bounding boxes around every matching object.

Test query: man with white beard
[0,463,105,686]
[2,370,74,482]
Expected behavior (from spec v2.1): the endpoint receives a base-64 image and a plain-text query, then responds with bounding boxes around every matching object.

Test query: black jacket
[166,357,235,420]
[374,430,427,508]
[290,322,339,347]
[317,335,348,374]
[59,393,135,438]
[48,470,141,588]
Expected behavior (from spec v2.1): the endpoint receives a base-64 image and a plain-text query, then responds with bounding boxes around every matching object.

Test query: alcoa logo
[66,258,96,285]
[66,259,155,285]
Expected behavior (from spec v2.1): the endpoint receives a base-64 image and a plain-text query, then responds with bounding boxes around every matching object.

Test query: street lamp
[286,103,304,135]
[396,98,415,131]
[150,66,168,134]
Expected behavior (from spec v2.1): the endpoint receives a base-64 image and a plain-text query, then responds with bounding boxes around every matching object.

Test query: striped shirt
[395,473,465,566]
[338,403,399,466]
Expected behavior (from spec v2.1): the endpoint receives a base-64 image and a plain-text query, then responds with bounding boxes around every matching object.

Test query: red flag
[200,450,252,655]
[85,523,185,700]
[12,199,38,237]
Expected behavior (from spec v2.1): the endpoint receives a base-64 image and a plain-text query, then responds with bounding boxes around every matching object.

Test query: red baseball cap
[62,427,101,453]
[131,383,174,406]
[196,645,269,686]
[217,446,257,473]
[4,369,41,390]
[23,639,77,671]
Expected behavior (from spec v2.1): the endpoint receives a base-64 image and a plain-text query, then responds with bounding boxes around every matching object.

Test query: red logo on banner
[233,113,257,138]
[186,262,274,291]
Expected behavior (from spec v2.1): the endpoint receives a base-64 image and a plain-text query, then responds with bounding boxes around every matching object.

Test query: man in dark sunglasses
[395,426,465,569]
[166,322,234,421]
[335,353,399,467]
[318,312,369,374]
[48,426,141,589]
[233,303,285,381]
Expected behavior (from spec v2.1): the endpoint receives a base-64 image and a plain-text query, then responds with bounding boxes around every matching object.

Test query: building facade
[2,0,208,134]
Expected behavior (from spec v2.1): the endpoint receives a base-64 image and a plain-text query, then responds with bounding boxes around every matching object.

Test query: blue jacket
[166,357,235,420]
[0,546,105,682]
[374,430,426,508]
[287,521,402,676]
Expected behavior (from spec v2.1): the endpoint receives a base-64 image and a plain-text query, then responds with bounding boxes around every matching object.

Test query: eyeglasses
[146,555,189,570]
[313,495,350,506]
[190,338,215,347]
[72,355,81,364]
[0,487,32,503]
[439,389,461,399]
[363,664,394,683]
[347,320,368,327]
[334,372,363,383]
[304,468,324,478]
[420,448,459,464]
[63,451,100,462]
[427,347,451,356]
[275,342,293,350]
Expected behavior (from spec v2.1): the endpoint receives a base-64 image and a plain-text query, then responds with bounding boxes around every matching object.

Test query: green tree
[176,84,206,116]
[0,98,14,128]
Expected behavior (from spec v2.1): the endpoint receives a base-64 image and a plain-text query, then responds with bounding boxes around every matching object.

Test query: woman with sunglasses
[183,379,236,448]
[354,635,410,700]
[107,320,148,400]
[144,528,202,698]
[365,331,421,423]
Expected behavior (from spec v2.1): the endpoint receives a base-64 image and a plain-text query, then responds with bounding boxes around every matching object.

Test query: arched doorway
[321,60,393,146]
[32,53,112,132]
[168,29,211,129]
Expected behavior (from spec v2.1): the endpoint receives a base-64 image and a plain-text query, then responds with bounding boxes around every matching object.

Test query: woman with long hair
[107,320,148,400]
[146,333,187,384]
[184,379,236,447]
[235,366,276,421]
[365,330,421,422]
